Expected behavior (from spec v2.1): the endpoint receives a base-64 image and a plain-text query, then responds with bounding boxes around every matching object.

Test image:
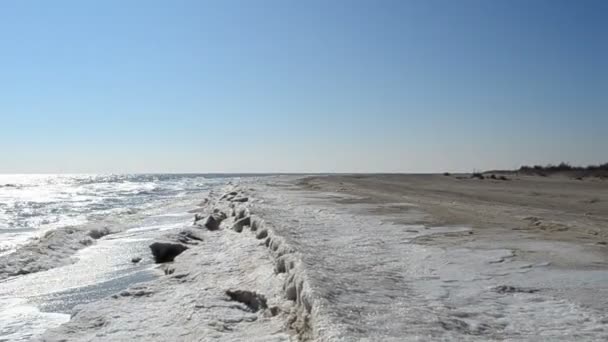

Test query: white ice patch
[125,222,187,233]
[39,184,294,342]
[251,180,608,341]
[0,298,69,342]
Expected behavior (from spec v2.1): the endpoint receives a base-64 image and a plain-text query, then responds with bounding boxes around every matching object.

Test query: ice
[251,179,608,341]
[39,185,294,341]
[3,176,607,341]
[0,298,69,342]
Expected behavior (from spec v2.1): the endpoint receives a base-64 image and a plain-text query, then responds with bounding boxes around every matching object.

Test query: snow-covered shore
[38,183,308,341]
[27,175,608,341]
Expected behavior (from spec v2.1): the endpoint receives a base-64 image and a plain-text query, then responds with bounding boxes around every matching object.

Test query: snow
[251,180,608,341]
[6,176,607,341]
[38,185,298,341]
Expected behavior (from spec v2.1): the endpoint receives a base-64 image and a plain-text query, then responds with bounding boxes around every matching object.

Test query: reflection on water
[31,269,158,313]
[0,175,236,341]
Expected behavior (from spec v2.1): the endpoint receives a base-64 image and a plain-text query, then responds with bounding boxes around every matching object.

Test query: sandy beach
[27,174,608,341]
[300,173,608,250]
[4,1,605,340]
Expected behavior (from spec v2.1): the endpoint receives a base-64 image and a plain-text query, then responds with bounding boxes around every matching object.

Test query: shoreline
[38,181,308,341]
[28,174,608,340]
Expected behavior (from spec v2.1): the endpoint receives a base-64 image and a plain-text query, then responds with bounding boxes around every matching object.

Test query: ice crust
[34,178,608,341]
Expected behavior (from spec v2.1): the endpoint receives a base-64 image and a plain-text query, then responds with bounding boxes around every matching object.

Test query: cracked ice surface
[20,177,608,341]
[252,181,608,341]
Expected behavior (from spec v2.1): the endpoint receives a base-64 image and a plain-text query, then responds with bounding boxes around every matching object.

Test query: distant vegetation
[471,172,485,179]
[446,162,608,180]
[518,162,608,178]
[470,172,509,181]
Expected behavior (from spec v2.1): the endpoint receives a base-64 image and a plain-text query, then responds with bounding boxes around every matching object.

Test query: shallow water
[3,175,607,341]
[0,174,243,341]
[0,174,222,256]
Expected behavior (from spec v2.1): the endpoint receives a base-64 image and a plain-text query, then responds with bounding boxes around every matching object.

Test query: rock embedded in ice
[177,229,204,244]
[232,216,251,233]
[131,257,142,263]
[268,306,280,317]
[250,216,263,231]
[232,197,249,203]
[493,285,539,294]
[220,191,238,201]
[196,212,227,231]
[256,229,268,239]
[149,242,188,263]
[88,227,111,239]
[274,257,287,274]
[235,207,249,220]
[79,238,94,246]
[193,213,205,223]
[225,289,268,312]
[115,286,153,298]
[202,215,221,230]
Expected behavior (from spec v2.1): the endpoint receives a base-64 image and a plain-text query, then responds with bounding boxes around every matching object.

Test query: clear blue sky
[1,0,606,173]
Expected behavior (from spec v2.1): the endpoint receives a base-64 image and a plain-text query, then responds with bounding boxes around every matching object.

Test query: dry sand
[299,174,608,248]
[297,174,608,311]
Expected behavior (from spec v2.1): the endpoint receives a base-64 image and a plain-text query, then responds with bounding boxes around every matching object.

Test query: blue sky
[0,0,606,173]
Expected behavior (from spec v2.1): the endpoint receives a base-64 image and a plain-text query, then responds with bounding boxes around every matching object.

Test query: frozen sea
[1,174,607,341]
[0,174,248,341]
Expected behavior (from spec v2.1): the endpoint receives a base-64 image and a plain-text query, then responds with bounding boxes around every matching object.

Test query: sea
[2,174,607,341]
[0,174,243,341]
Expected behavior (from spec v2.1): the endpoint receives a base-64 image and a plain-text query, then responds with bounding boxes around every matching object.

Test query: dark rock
[149,242,188,263]
[118,287,153,297]
[12,268,31,276]
[220,191,238,201]
[285,284,297,301]
[80,238,94,246]
[493,285,539,294]
[131,257,142,263]
[235,207,248,220]
[177,229,204,244]
[256,229,268,239]
[232,197,249,203]
[225,289,268,312]
[250,217,262,231]
[275,258,286,274]
[89,227,111,239]
[203,215,221,230]
[194,213,205,223]
[268,306,280,317]
[232,216,251,233]
[196,211,227,231]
